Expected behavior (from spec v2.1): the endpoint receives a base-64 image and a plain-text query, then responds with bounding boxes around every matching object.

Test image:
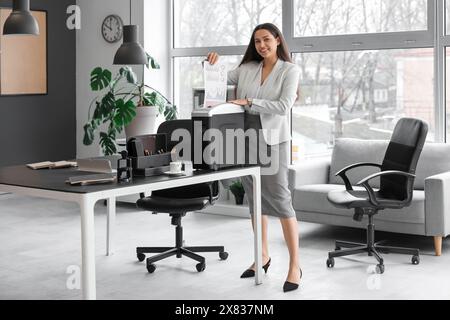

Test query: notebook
[66,173,116,186]
[27,161,78,170]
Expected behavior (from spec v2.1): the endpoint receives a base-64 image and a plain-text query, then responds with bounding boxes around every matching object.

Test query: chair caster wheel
[326,258,335,268]
[219,251,229,260]
[376,264,385,274]
[412,255,420,265]
[146,262,156,273]
[196,262,206,272]
[137,253,146,262]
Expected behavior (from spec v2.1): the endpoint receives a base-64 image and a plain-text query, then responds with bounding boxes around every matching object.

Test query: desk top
[0,165,251,194]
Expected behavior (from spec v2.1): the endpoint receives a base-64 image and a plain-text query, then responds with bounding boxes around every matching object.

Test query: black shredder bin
[191,103,245,170]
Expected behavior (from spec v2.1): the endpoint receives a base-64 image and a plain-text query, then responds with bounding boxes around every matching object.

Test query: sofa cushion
[329,139,387,188]
[415,143,450,190]
[292,184,425,224]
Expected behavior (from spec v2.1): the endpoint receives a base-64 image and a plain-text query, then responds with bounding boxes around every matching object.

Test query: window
[447,0,450,35]
[174,55,242,119]
[294,0,428,37]
[292,49,434,160]
[171,0,446,165]
[174,0,282,48]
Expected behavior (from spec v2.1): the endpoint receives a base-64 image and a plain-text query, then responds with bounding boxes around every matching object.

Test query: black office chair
[326,118,428,274]
[136,120,228,273]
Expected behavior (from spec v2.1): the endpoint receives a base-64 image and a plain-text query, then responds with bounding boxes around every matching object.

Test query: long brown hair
[240,23,292,66]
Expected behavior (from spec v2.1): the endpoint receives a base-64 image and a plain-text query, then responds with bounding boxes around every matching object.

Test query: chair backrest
[155,119,219,204]
[379,118,428,201]
[157,119,193,155]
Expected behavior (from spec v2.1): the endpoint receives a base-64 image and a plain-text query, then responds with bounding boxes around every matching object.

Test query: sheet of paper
[203,60,227,107]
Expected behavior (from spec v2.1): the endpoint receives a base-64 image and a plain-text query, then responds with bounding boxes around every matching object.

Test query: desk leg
[252,171,262,285]
[106,197,116,256]
[80,197,96,300]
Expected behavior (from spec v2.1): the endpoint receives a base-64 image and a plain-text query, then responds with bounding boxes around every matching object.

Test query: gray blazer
[227,59,300,145]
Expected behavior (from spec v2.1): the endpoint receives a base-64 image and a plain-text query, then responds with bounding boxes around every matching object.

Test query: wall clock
[101,14,123,43]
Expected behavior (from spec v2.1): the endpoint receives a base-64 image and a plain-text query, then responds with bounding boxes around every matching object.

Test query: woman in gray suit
[207,23,301,292]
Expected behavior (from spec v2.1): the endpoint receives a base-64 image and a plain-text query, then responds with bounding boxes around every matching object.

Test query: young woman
[206,23,301,292]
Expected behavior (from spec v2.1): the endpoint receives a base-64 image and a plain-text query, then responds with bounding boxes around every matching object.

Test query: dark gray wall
[0,0,76,166]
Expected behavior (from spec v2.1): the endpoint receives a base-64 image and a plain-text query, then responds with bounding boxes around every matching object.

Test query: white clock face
[102,15,123,43]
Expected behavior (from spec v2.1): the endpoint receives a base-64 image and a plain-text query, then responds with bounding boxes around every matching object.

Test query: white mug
[170,161,182,173]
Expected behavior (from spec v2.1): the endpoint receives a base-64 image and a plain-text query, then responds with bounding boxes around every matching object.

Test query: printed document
[203,60,227,107]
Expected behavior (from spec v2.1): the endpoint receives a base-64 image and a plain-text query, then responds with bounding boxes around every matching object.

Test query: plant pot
[125,106,159,139]
[232,193,244,205]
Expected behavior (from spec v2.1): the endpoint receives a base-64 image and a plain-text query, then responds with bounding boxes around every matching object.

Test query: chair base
[327,214,420,273]
[136,215,228,273]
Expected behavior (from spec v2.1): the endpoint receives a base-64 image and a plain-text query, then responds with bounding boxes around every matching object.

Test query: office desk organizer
[131,152,171,177]
[127,134,171,177]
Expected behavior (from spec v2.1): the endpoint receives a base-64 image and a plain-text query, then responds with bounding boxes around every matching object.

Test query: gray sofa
[288,138,450,256]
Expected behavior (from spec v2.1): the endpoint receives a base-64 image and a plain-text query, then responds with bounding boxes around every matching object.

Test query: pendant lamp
[3,0,39,36]
[113,0,146,65]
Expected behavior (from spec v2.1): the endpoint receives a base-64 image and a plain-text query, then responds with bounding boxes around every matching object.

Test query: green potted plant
[229,180,245,205]
[83,54,177,155]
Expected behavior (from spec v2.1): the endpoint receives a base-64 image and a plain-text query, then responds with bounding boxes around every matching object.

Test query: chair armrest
[335,162,381,191]
[356,170,415,206]
[425,171,450,236]
[288,158,330,192]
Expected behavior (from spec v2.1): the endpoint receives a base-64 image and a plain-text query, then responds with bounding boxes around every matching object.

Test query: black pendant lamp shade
[113,25,147,65]
[3,0,39,35]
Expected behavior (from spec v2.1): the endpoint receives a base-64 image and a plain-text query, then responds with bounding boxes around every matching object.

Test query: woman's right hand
[206,52,220,65]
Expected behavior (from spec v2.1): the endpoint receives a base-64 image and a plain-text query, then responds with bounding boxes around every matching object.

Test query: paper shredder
[191,103,245,170]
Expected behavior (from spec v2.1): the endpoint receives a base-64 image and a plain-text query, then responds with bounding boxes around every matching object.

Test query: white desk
[0,165,261,300]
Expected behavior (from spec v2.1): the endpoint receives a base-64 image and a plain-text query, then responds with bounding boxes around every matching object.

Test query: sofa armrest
[425,171,450,236]
[288,158,331,193]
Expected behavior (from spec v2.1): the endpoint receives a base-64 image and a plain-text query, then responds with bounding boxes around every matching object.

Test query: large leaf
[113,99,136,127]
[99,132,117,156]
[93,101,102,120]
[164,104,177,121]
[142,92,157,106]
[100,92,115,117]
[146,53,160,70]
[90,67,112,91]
[119,67,137,84]
[83,124,95,146]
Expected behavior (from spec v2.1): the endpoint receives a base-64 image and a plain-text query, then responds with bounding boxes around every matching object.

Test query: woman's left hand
[228,99,248,106]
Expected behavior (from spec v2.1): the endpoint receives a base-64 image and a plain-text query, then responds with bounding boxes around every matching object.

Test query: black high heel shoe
[283,268,302,292]
[240,258,271,278]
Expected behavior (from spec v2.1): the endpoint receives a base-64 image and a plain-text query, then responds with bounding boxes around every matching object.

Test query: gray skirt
[241,113,296,219]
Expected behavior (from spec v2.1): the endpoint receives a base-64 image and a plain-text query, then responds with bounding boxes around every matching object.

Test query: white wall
[76,0,145,158]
